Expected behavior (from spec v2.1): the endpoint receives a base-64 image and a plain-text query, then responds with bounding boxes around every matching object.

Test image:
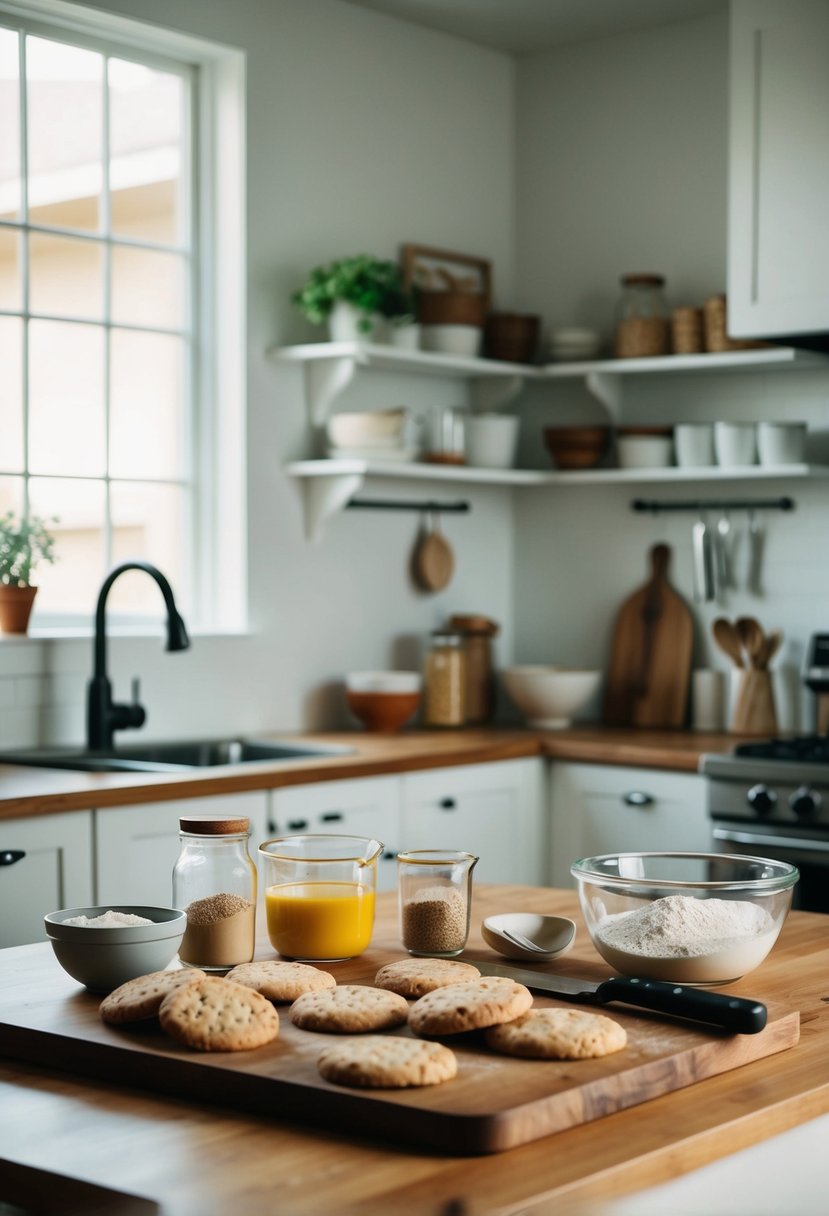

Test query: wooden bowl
[543,426,611,470]
[345,672,422,733]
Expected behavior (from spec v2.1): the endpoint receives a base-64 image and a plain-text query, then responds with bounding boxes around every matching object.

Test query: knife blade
[474,960,767,1034]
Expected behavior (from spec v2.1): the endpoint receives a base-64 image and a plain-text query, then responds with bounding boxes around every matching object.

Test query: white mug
[714,421,757,467]
[675,423,714,468]
[465,414,520,469]
[757,421,806,466]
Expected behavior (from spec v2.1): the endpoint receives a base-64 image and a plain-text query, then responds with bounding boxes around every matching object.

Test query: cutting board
[604,543,694,727]
[0,940,799,1156]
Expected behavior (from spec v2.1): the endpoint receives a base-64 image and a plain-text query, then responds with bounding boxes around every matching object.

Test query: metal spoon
[503,929,555,955]
[712,617,744,668]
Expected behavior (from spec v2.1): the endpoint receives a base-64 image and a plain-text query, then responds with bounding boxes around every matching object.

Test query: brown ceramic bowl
[345,672,422,733]
[543,425,611,470]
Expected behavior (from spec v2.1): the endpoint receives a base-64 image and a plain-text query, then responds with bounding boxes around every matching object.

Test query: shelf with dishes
[270,340,828,420]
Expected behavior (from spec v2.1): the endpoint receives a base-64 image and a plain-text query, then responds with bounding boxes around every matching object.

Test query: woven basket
[703,294,764,352]
[671,307,704,354]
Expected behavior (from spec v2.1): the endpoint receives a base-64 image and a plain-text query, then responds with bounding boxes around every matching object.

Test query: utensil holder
[730,669,777,736]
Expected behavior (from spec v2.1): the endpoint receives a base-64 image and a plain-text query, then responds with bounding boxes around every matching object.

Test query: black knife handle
[595,977,767,1034]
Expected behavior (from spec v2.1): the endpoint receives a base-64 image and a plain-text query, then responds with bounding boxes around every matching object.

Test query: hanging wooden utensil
[412,510,454,593]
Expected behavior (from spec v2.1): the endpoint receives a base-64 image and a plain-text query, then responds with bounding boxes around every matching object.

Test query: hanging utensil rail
[631,496,794,514]
[346,498,470,514]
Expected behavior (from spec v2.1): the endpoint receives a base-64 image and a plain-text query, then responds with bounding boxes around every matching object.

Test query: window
[0,1,245,632]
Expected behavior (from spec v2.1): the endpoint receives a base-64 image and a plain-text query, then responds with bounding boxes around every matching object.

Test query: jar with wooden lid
[423,630,466,727]
[614,273,669,358]
[448,614,500,724]
[173,816,257,970]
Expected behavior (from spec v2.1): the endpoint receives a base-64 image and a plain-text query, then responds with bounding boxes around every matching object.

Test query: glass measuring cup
[259,834,383,962]
[397,849,479,957]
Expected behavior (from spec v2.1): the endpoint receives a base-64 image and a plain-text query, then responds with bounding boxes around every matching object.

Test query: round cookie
[485,1008,627,1060]
[290,984,409,1034]
[408,977,533,1037]
[99,968,206,1025]
[374,958,480,999]
[318,1035,457,1089]
[226,960,336,1002]
[159,976,279,1052]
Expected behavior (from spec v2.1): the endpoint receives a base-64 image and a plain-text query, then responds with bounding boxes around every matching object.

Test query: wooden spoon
[736,616,765,669]
[712,617,744,668]
[759,628,783,669]
[412,511,454,592]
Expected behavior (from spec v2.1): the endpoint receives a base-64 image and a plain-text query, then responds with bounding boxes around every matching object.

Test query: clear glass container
[397,849,479,957]
[172,816,257,970]
[258,834,383,961]
[423,629,466,726]
[614,273,669,358]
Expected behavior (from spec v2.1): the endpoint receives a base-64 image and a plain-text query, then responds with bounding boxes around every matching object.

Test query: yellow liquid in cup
[265,881,376,960]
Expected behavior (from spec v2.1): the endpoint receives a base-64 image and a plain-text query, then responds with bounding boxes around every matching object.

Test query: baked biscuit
[158,976,279,1052]
[485,1007,627,1059]
[408,977,533,1036]
[318,1035,457,1089]
[226,960,336,1002]
[290,984,409,1034]
[99,968,206,1025]
[374,958,480,999]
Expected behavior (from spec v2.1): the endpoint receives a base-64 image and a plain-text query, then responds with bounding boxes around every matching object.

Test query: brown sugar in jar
[172,817,257,970]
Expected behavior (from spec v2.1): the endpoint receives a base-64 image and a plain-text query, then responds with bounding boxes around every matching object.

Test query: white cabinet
[400,759,545,886]
[0,811,94,947]
[549,762,709,889]
[95,792,269,908]
[268,776,401,892]
[728,0,829,340]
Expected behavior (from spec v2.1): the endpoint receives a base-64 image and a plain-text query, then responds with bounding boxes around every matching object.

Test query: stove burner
[734,734,829,763]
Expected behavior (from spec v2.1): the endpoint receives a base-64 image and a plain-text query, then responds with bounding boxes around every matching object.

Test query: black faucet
[87,560,190,751]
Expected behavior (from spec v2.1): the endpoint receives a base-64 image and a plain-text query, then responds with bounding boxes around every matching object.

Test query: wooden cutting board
[0,939,798,1156]
[604,543,694,728]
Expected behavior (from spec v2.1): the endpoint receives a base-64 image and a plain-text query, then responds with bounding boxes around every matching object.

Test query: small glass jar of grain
[173,816,257,970]
[423,629,466,726]
[397,849,479,957]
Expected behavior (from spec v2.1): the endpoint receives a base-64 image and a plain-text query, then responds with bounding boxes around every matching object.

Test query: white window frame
[0,0,246,637]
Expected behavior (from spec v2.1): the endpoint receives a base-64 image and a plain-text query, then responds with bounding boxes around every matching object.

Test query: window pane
[110,482,190,614]
[29,320,105,476]
[0,316,24,471]
[0,28,21,220]
[0,475,24,518]
[109,58,184,245]
[26,36,103,231]
[111,244,185,328]
[0,227,22,310]
[28,477,105,613]
[29,231,103,319]
[110,329,187,479]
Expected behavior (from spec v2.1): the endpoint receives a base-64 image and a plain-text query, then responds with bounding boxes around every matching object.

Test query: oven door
[712,823,829,913]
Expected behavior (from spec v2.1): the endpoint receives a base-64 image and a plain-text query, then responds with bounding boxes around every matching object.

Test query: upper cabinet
[728,0,829,343]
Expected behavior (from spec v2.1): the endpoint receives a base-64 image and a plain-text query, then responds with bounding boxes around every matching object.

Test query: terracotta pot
[0,584,38,634]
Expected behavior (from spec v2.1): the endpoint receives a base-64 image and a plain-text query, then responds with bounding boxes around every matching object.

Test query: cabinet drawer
[0,811,94,947]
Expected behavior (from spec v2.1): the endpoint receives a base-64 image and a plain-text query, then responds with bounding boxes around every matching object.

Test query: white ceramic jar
[757,421,807,466]
[714,421,757,467]
[465,414,520,468]
[675,423,715,468]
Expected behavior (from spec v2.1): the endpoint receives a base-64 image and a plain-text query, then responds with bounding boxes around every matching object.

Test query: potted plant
[292,254,414,342]
[0,510,58,634]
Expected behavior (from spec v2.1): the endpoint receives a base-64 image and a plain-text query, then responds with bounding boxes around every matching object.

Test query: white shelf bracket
[301,471,364,541]
[470,374,524,412]
[304,357,358,427]
[585,370,622,417]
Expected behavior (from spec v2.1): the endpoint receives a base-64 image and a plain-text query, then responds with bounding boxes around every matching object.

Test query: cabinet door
[95,793,268,908]
[400,760,545,886]
[550,763,709,888]
[268,777,401,892]
[728,0,829,338]
[0,812,94,947]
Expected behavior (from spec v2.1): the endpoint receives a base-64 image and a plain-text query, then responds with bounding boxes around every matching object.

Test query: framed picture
[401,243,492,305]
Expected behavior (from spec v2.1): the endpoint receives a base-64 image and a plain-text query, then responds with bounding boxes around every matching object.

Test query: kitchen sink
[0,737,355,773]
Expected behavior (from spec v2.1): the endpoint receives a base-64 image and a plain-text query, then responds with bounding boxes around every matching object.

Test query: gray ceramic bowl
[44,905,186,992]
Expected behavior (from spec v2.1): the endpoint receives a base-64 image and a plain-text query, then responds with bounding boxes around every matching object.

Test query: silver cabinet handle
[0,850,25,866]
[623,791,654,807]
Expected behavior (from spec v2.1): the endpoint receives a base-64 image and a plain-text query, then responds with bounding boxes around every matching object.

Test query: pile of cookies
[99,957,627,1091]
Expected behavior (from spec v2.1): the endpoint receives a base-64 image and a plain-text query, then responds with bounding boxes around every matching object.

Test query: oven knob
[789,786,821,819]
[747,784,777,815]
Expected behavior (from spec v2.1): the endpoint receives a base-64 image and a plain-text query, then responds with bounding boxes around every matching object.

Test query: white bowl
[482,913,576,962]
[420,325,483,357]
[617,433,674,469]
[327,409,408,449]
[502,666,602,728]
[44,906,186,992]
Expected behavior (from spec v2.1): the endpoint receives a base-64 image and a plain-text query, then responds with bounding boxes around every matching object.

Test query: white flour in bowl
[593,894,779,984]
[63,910,154,927]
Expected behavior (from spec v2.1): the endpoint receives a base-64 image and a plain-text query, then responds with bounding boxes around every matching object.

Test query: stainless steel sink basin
[0,737,354,773]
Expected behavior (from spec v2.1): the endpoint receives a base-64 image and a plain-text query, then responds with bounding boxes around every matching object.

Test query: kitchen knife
[474,960,767,1034]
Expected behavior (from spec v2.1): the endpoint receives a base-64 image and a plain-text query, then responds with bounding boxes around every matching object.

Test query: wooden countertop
[0,727,739,822]
[1,885,827,1216]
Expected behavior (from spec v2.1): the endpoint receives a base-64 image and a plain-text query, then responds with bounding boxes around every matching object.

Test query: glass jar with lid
[172,816,257,970]
[423,629,466,726]
[614,273,669,358]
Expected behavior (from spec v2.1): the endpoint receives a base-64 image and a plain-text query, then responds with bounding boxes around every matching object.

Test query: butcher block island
[1,887,828,1215]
